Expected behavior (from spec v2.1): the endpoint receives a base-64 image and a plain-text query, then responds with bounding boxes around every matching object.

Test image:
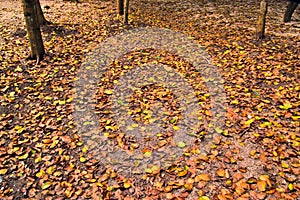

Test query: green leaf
[42,181,52,190]
[169,117,177,124]
[252,90,260,98]
[178,141,186,148]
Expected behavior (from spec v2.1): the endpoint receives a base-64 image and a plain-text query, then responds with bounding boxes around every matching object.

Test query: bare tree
[124,0,129,24]
[36,0,50,25]
[283,0,299,22]
[22,0,45,62]
[256,0,268,39]
[118,0,124,15]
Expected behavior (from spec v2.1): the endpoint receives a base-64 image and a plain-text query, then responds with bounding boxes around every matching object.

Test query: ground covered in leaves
[0,0,299,199]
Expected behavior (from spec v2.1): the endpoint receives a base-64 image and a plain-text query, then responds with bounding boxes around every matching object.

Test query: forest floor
[0,0,299,199]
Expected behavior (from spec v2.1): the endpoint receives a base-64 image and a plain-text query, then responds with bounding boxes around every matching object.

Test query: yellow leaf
[288,183,294,191]
[173,126,179,131]
[35,157,42,163]
[178,170,188,177]
[18,153,29,160]
[36,170,45,178]
[281,161,289,169]
[244,118,255,125]
[124,182,131,188]
[83,121,91,125]
[247,177,257,184]
[230,100,239,105]
[58,100,65,105]
[262,99,270,103]
[0,168,8,175]
[15,125,24,133]
[214,127,223,134]
[199,196,210,200]
[82,146,88,153]
[259,175,269,181]
[132,123,139,128]
[250,149,256,156]
[77,141,83,146]
[292,116,300,121]
[184,182,193,190]
[53,171,62,177]
[66,97,73,103]
[80,156,87,163]
[47,166,55,175]
[221,130,230,136]
[279,101,292,110]
[50,140,59,148]
[104,90,113,95]
[144,151,152,157]
[45,96,52,100]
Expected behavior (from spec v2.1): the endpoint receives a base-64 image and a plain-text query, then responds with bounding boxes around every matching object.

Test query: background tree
[36,0,50,25]
[22,0,45,61]
[283,0,299,22]
[118,0,124,15]
[124,0,129,24]
[256,0,268,39]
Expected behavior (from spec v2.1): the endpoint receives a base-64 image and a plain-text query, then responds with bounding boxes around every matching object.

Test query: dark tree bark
[256,0,268,39]
[118,0,124,15]
[283,1,299,22]
[36,0,49,25]
[124,0,129,24]
[22,0,45,61]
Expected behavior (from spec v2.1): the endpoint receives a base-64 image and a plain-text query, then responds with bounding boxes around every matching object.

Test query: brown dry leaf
[216,168,226,177]
[257,180,267,192]
[195,173,211,182]
[1,0,299,199]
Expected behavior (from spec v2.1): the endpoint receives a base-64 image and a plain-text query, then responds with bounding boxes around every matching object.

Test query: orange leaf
[195,173,210,182]
[257,180,266,192]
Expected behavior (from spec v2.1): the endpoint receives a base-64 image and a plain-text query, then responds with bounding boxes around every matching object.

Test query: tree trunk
[283,1,298,22]
[256,0,268,39]
[36,0,49,25]
[118,0,124,15]
[22,0,45,60]
[124,0,129,24]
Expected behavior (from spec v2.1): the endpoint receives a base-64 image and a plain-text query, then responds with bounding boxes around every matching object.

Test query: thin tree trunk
[124,0,129,24]
[118,0,124,15]
[283,1,298,22]
[256,0,268,39]
[36,0,49,25]
[22,0,45,61]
